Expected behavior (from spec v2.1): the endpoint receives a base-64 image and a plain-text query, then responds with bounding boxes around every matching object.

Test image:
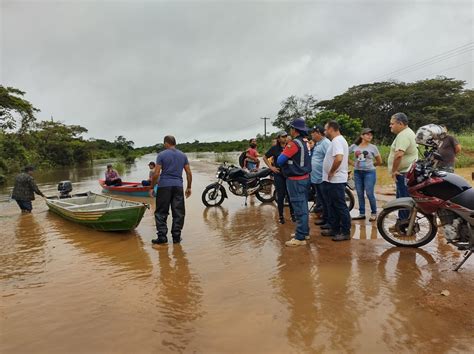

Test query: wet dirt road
[1,155,473,353]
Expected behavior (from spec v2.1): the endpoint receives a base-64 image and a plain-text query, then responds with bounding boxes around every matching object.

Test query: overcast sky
[1,0,473,146]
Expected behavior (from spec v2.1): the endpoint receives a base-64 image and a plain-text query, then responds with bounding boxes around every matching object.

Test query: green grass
[114,162,126,176]
[455,131,474,151]
[373,130,474,168]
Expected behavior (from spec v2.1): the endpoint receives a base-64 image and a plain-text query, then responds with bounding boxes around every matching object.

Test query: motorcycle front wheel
[377,206,437,247]
[202,184,225,207]
[255,179,276,203]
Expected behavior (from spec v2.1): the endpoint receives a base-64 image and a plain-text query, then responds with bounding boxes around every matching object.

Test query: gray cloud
[1,0,472,146]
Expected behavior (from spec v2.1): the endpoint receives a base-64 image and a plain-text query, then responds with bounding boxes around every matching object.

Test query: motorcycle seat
[244,168,271,179]
[450,188,474,210]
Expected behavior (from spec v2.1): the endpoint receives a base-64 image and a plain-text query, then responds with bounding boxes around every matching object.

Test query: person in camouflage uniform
[11,166,45,213]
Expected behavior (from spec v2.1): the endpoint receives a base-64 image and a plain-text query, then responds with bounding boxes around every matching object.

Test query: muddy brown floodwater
[1,154,473,353]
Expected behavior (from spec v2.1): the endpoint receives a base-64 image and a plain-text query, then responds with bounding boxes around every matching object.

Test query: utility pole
[261,117,270,148]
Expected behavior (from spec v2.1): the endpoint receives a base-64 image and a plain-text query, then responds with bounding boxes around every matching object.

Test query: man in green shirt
[388,112,418,220]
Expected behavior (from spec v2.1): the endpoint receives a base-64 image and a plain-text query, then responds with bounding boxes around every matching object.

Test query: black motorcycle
[202,163,276,207]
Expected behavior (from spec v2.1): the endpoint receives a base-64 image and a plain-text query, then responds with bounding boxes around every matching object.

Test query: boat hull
[46,193,148,231]
[99,180,151,197]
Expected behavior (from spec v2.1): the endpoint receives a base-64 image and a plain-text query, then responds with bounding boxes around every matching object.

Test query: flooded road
[1,154,473,353]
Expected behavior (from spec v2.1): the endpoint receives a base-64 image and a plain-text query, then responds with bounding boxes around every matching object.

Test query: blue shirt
[156,148,189,188]
[310,137,330,184]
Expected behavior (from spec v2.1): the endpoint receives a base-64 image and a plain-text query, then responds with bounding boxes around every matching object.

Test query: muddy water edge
[1,154,473,353]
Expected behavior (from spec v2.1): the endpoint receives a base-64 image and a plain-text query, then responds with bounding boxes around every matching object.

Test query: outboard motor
[58,180,73,198]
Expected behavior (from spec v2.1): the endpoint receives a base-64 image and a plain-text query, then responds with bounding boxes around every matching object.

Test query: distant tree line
[0,85,142,184]
[273,77,473,143]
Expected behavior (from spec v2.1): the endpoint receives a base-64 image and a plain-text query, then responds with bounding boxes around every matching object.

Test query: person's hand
[149,189,155,198]
[270,166,280,174]
[328,171,335,180]
[391,171,400,181]
[185,188,192,198]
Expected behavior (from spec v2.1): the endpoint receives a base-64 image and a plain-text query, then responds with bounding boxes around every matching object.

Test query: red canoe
[99,180,151,197]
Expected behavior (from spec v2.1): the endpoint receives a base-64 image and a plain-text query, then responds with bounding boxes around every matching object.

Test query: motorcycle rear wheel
[255,179,276,203]
[377,206,437,247]
[345,187,355,212]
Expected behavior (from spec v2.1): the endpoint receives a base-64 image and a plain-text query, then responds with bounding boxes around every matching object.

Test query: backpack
[238,151,247,168]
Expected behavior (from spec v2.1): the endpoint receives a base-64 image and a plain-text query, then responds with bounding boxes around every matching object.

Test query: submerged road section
[1,156,473,353]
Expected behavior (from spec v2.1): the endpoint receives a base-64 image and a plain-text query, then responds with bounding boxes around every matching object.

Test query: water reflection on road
[0,154,473,353]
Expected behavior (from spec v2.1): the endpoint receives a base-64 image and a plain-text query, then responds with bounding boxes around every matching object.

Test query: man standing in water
[277,118,312,247]
[150,135,192,245]
[11,166,45,213]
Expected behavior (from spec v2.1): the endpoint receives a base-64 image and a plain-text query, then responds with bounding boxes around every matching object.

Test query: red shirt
[247,147,258,160]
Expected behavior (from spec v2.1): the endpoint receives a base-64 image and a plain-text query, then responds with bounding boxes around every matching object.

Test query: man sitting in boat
[105,164,122,186]
[141,161,156,186]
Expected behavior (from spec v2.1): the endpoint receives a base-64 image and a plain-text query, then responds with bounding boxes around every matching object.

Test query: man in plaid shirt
[11,166,45,213]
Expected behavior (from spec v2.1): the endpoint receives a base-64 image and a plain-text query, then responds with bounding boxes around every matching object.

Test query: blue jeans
[286,178,310,240]
[354,169,377,215]
[16,200,33,212]
[313,182,329,223]
[247,161,257,170]
[324,182,351,235]
[396,174,410,220]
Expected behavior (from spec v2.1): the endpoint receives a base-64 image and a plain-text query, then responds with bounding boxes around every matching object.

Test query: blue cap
[289,117,308,132]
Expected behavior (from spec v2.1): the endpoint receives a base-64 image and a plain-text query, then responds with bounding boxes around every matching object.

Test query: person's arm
[263,148,279,173]
[184,164,192,198]
[374,154,383,167]
[455,144,462,155]
[149,165,162,197]
[30,177,44,197]
[263,155,279,173]
[328,139,344,180]
[391,134,410,179]
[391,150,405,178]
[328,155,343,179]
[277,141,298,166]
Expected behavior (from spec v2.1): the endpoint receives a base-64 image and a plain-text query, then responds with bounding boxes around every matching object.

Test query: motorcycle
[377,125,473,271]
[202,163,276,207]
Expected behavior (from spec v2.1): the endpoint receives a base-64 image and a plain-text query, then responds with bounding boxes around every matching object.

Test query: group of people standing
[259,112,462,247]
[9,115,461,251]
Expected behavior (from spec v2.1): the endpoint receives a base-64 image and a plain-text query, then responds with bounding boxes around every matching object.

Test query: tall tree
[0,85,39,134]
[272,95,318,131]
[317,77,473,141]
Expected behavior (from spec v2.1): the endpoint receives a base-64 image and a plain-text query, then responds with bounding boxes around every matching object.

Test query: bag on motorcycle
[238,151,246,168]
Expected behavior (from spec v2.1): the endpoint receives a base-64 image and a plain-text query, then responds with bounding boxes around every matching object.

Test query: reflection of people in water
[202,204,277,249]
[2,215,47,286]
[273,242,319,352]
[377,248,461,352]
[154,246,203,352]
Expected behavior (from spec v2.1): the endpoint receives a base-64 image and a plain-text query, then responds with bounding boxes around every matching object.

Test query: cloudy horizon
[1,0,473,147]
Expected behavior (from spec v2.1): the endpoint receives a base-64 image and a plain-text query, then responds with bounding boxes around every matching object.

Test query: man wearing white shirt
[321,120,352,241]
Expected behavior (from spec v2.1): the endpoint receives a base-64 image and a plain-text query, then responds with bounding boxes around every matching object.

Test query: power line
[373,42,473,79]
[386,48,474,79]
[372,42,474,81]
[423,60,474,79]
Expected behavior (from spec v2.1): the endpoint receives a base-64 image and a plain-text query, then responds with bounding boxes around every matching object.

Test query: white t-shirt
[323,135,349,183]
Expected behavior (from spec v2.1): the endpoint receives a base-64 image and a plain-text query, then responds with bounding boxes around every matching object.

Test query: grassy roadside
[376,131,474,168]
